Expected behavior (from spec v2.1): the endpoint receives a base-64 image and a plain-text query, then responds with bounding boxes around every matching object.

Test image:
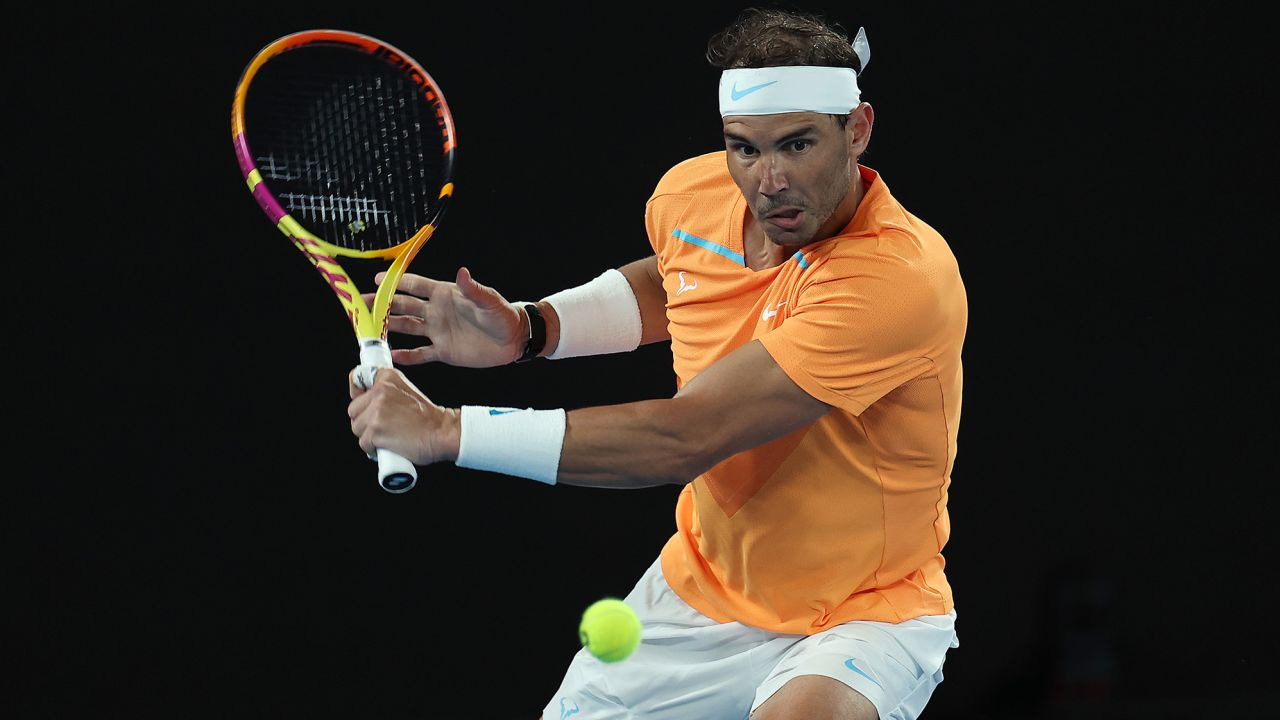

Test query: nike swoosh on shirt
[730,80,778,101]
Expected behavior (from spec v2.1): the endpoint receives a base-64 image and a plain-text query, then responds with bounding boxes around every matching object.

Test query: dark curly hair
[705,7,863,72]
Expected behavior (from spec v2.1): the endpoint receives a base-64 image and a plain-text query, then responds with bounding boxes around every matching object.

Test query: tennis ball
[578,597,642,663]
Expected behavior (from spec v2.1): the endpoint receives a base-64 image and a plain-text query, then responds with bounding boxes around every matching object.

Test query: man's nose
[757,156,788,195]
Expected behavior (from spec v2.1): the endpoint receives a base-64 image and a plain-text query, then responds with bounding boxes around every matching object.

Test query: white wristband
[456,406,566,484]
[543,268,643,359]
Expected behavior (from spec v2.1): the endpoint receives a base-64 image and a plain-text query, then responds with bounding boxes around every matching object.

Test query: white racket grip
[358,339,418,494]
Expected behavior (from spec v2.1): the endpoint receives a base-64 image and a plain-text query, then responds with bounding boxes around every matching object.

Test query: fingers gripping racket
[232,30,456,493]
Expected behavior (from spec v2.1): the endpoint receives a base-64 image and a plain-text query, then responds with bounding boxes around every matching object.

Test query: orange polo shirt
[650,151,967,634]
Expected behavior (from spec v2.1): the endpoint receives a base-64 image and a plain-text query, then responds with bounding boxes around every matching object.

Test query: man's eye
[789,140,811,152]
[738,145,758,157]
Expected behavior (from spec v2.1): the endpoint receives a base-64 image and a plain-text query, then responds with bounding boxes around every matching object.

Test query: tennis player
[347,8,967,719]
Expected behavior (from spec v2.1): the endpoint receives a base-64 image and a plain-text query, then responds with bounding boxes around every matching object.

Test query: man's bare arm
[554,339,830,488]
[617,255,671,345]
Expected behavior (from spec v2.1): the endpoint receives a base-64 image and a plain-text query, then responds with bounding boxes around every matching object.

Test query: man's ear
[850,102,875,156]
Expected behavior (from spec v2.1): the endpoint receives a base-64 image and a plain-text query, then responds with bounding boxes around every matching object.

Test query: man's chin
[765,228,812,247]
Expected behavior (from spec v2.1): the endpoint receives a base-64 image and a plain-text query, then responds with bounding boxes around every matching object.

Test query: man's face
[722,111,857,247]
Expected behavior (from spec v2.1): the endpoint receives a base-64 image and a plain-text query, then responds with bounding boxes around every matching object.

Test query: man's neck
[743,229,792,271]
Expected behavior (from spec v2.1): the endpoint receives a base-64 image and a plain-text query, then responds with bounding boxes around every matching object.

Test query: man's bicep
[674,340,831,464]
[618,255,670,344]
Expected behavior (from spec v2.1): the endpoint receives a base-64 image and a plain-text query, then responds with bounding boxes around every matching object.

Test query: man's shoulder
[650,151,731,201]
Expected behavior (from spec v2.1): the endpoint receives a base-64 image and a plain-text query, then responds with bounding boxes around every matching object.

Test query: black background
[15,2,1274,718]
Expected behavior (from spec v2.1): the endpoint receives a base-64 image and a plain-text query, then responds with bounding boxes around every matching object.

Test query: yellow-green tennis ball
[578,598,642,663]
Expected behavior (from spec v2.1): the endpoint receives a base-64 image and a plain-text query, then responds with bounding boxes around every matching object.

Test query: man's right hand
[368,266,528,368]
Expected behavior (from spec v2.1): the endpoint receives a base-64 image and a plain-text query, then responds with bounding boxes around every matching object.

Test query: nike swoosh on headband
[730,80,778,101]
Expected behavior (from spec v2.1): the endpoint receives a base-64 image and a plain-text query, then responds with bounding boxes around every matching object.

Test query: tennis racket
[231,29,457,493]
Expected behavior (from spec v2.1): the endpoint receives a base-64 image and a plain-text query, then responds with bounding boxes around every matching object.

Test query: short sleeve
[645,197,665,260]
[758,255,946,415]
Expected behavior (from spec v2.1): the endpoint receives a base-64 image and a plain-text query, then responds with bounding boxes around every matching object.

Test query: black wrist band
[516,303,546,363]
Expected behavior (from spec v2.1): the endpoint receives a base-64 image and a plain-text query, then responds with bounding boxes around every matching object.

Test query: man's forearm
[555,398,711,488]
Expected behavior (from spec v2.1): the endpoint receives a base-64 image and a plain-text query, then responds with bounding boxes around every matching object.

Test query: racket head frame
[230,29,457,342]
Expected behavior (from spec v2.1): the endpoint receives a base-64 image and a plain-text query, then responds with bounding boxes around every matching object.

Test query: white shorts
[542,557,959,720]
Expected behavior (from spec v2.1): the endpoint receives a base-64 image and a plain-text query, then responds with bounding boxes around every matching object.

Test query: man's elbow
[655,430,722,486]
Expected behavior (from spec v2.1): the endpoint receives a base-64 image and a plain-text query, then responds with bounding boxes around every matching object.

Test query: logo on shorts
[559,698,580,719]
[844,658,882,688]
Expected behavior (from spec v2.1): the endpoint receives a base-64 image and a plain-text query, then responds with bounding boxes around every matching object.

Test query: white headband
[718,26,870,117]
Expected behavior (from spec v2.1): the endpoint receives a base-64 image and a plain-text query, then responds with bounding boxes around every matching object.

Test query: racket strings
[245,48,444,251]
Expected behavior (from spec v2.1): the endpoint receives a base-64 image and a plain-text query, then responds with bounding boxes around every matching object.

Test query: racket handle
[376,447,418,493]
[359,340,418,494]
